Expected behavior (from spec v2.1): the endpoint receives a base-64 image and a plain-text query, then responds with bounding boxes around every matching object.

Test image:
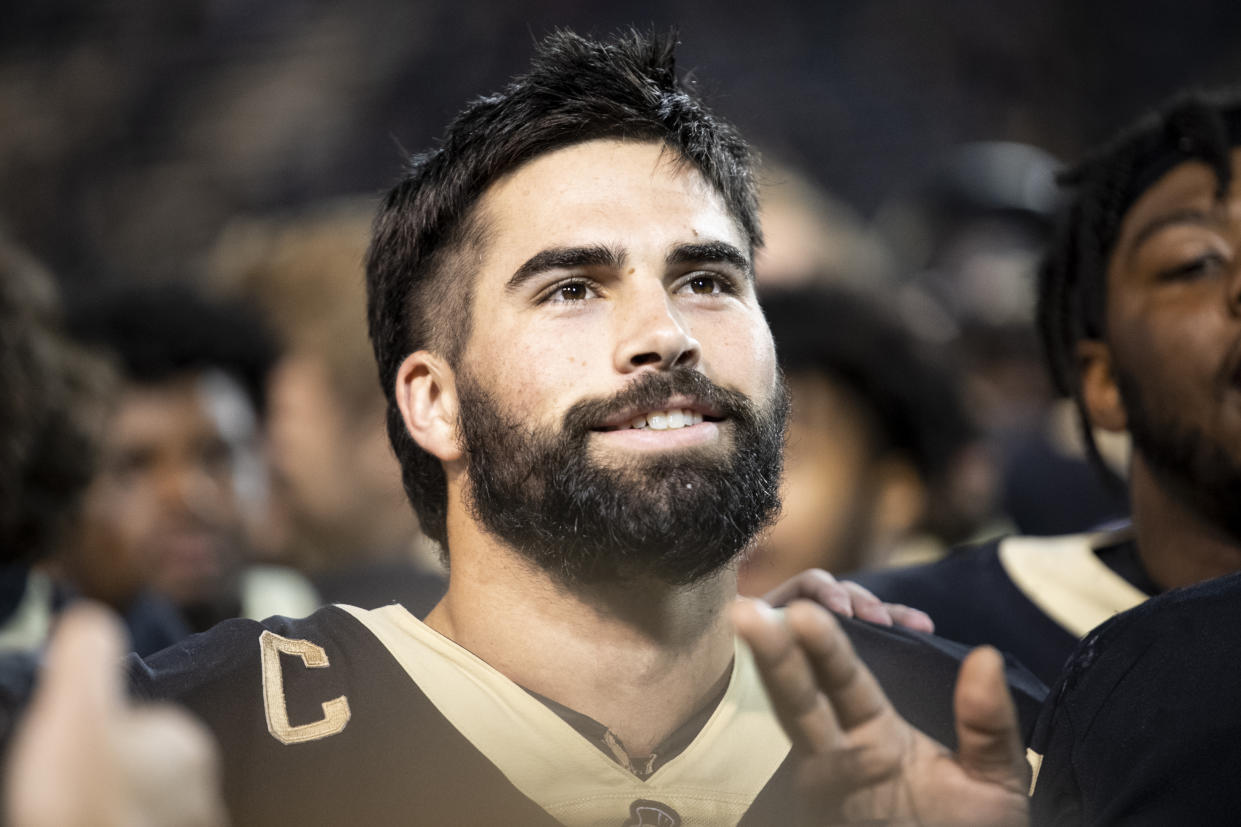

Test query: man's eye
[544,281,596,303]
[682,274,727,295]
[1160,253,1229,282]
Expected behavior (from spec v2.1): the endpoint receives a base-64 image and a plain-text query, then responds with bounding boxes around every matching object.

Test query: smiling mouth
[596,407,724,432]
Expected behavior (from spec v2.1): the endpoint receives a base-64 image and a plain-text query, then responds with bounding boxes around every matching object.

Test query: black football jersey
[854,528,1151,685]
[1028,570,1241,826]
[128,603,1046,826]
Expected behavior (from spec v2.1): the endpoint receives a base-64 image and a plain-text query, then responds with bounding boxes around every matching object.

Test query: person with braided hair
[855,88,1241,691]
[1024,87,1241,823]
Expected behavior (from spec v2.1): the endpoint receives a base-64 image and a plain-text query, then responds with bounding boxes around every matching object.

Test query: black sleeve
[1030,571,1241,826]
[839,615,1047,750]
[853,541,1080,687]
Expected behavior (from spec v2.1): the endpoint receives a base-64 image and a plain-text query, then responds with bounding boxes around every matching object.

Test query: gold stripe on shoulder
[1026,748,1043,796]
[998,531,1147,639]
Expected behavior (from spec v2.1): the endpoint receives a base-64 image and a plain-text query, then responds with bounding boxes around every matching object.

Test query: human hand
[733,597,1028,826]
[6,603,227,827]
[762,569,935,634]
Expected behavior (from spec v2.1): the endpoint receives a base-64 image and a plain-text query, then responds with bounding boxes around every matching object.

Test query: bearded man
[1018,87,1241,823]
[127,29,1037,826]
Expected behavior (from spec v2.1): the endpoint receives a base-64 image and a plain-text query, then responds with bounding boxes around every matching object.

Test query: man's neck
[424,527,737,759]
[1130,454,1241,591]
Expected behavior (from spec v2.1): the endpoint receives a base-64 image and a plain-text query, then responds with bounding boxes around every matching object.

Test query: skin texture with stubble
[1081,146,1241,589]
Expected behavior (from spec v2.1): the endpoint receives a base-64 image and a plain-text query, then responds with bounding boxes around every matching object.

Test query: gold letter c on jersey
[259,630,352,744]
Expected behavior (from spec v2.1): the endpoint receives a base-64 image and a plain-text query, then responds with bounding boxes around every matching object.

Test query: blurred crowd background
[6,0,1241,287]
[3,0,1240,649]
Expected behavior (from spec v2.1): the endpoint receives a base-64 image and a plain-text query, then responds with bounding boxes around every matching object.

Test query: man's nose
[155,462,224,520]
[612,282,701,373]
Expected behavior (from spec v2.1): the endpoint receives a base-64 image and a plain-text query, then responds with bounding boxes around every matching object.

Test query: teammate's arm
[733,597,1028,826]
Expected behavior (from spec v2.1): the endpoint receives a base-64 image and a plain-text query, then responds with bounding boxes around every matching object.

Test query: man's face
[450,139,785,584]
[1101,147,1241,534]
[72,372,247,607]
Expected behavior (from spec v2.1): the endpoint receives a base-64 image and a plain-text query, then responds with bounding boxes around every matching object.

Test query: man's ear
[1076,340,1127,433]
[394,351,463,462]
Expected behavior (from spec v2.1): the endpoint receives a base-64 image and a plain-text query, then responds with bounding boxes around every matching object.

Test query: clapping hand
[734,598,1028,826]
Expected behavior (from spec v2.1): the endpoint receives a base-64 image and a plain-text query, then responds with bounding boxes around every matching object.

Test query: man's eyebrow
[506,245,625,291]
[665,242,753,278]
[1128,207,1217,256]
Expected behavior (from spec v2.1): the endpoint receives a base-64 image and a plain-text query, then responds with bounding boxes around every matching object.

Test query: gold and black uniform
[854,527,1154,685]
[127,603,1046,826]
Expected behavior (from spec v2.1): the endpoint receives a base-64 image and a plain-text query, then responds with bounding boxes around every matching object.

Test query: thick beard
[456,367,788,588]
[1118,369,1241,542]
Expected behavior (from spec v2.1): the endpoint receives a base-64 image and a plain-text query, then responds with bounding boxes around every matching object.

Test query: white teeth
[626,408,702,431]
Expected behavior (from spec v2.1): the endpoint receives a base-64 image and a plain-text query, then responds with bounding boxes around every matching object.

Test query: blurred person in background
[0,233,113,657]
[858,88,1241,688]
[62,283,319,635]
[753,158,893,289]
[738,285,985,597]
[0,235,190,659]
[0,235,225,827]
[877,141,1129,537]
[207,198,445,615]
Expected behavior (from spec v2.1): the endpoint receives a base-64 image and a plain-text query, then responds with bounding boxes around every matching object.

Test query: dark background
[3,0,1239,287]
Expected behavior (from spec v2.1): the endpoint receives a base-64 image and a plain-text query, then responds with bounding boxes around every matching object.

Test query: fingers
[784,600,891,732]
[7,604,130,827]
[953,646,1027,789]
[34,603,128,721]
[886,603,935,634]
[761,569,915,630]
[734,597,897,754]
[761,569,855,618]
[7,604,228,827]
[732,598,841,754]
[124,706,227,827]
[840,581,894,627]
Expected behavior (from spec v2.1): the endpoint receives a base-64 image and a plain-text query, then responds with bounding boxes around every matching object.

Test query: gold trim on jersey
[997,529,1148,639]
[1026,748,1044,796]
[338,603,791,826]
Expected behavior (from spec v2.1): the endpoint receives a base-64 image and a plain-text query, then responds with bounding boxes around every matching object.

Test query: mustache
[561,369,753,439]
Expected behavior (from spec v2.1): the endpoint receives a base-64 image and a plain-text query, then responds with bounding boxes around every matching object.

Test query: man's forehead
[1114,147,1241,261]
[472,139,747,256]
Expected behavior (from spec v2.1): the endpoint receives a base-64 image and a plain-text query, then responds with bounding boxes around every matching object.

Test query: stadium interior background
[4,0,1241,289]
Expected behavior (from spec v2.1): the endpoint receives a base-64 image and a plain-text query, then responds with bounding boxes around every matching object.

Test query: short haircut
[366,28,762,548]
[66,282,277,418]
[1037,87,1241,476]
